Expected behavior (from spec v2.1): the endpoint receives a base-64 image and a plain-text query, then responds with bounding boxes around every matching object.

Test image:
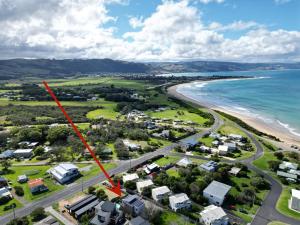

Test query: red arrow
[42,81,121,196]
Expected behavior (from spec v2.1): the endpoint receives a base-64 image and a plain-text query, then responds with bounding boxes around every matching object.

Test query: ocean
[174,69,300,138]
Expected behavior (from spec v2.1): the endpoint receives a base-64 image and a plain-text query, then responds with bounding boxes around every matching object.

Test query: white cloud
[198,0,225,4]
[129,16,144,29]
[0,0,299,62]
[209,20,262,31]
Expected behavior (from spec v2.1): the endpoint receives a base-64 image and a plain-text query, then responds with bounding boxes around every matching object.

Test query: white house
[144,163,160,174]
[13,149,33,158]
[136,180,154,193]
[176,157,192,167]
[203,181,232,206]
[291,189,300,211]
[0,187,12,198]
[123,173,139,183]
[123,139,141,151]
[218,145,229,155]
[229,134,243,141]
[49,163,79,184]
[224,142,237,151]
[152,186,171,202]
[279,161,298,170]
[200,161,218,172]
[200,205,229,225]
[229,167,241,176]
[169,193,191,212]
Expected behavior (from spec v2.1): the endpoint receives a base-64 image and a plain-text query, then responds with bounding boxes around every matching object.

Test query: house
[229,167,242,176]
[180,137,198,150]
[203,181,232,206]
[277,171,297,181]
[73,198,100,219]
[123,139,141,151]
[65,195,98,216]
[279,161,298,170]
[0,150,14,159]
[200,145,211,153]
[136,180,154,193]
[13,149,34,158]
[209,133,221,139]
[122,194,145,216]
[176,157,192,167]
[169,193,191,212]
[0,187,12,198]
[28,178,48,194]
[17,175,28,183]
[144,163,160,174]
[224,142,237,151]
[152,186,171,202]
[90,200,124,225]
[126,216,150,225]
[291,189,300,211]
[200,161,218,172]
[49,163,79,184]
[200,205,229,225]
[218,145,229,155]
[0,177,8,188]
[123,173,139,183]
[212,140,220,146]
[229,134,244,141]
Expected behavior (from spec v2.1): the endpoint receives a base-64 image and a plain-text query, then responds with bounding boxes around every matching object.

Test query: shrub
[0,196,11,205]
[88,186,96,194]
[14,186,24,196]
[30,207,46,222]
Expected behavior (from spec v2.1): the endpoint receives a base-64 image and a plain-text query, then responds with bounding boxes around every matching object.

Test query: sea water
[174,69,300,137]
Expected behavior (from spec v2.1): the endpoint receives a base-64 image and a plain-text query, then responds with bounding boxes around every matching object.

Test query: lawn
[0,199,23,216]
[154,156,180,167]
[146,108,208,125]
[253,148,277,170]
[80,162,117,181]
[218,119,247,137]
[47,77,148,90]
[166,168,180,178]
[156,211,194,225]
[86,106,119,120]
[2,165,65,201]
[276,187,300,220]
[198,136,214,147]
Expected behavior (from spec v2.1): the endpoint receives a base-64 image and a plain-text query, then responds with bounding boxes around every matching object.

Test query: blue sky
[0,0,299,62]
[106,0,300,39]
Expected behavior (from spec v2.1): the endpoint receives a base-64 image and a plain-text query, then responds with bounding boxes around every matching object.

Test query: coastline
[167,81,300,146]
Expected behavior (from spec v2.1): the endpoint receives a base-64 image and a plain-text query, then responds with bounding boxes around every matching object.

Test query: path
[45,206,74,225]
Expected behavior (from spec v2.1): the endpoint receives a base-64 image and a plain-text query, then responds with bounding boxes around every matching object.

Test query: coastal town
[0,75,299,225]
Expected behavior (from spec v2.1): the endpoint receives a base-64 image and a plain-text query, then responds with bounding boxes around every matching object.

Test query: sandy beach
[168,82,300,146]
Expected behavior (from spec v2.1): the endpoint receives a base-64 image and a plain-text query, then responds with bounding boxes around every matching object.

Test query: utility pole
[81,177,84,193]
[11,203,16,220]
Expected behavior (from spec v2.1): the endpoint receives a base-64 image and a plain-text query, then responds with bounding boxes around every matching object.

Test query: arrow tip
[107,180,122,197]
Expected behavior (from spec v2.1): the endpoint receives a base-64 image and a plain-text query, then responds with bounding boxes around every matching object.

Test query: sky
[0,0,299,62]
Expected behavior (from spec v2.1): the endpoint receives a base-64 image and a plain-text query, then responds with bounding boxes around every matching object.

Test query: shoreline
[167,81,300,146]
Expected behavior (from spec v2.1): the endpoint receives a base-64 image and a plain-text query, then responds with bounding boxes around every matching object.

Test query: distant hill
[0,58,299,80]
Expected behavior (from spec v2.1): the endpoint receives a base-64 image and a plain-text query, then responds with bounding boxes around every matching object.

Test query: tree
[14,186,24,196]
[1,160,11,171]
[251,177,270,190]
[30,207,46,221]
[67,135,84,160]
[7,217,30,225]
[96,189,108,200]
[47,126,70,144]
[274,152,284,160]
[79,214,90,225]
[142,186,152,197]
[124,181,136,190]
[88,186,96,194]
[33,146,45,156]
[268,160,281,171]
[0,196,10,205]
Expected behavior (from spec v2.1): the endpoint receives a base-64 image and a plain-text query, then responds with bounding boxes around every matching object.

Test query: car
[101,180,112,188]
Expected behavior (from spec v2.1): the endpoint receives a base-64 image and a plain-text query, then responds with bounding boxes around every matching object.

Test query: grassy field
[80,162,117,181]
[218,120,247,136]
[156,211,194,225]
[46,77,148,90]
[0,199,23,216]
[276,187,300,220]
[166,168,180,178]
[2,165,64,201]
[86,106,119,120]
[198,136,214,147]
[253,147,277,170]
[154,156,180,167]
[147,108,208,125]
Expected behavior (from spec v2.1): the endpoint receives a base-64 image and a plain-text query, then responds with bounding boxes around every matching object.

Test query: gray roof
[69,195,97,212]
[203,181,231,198]
[101,201,115,212]
[130,216,150,225]
[74,199,100,217]
[123,195,144,208]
